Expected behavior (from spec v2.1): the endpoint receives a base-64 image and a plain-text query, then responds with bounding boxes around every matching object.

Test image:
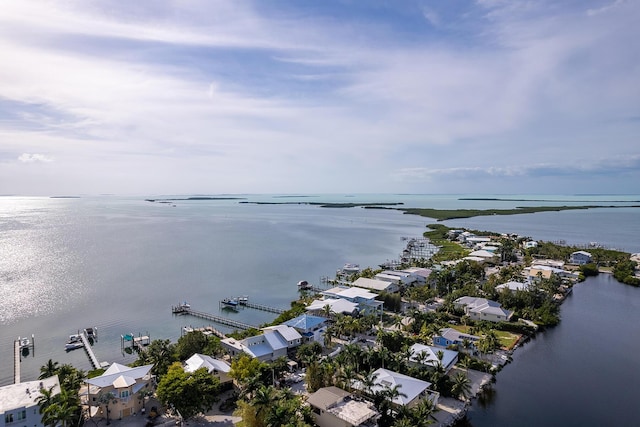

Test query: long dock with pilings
[172,307,257,330]
[79,330,101,369]
[231,299,286,314]
[14,340,20,384]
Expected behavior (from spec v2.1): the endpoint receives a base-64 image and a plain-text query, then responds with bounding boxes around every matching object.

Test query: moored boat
[221,297,239,307]
[297,280,312,290]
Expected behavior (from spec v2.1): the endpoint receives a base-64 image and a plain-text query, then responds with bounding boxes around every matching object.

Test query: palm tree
[252,385,275,423]
[36,386,57,427]
[39,359,59,379]
[97,392,117,425]
[451,372,472,401]
[358,370,379,398]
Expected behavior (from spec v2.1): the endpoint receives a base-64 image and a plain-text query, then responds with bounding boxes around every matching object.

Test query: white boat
[65,334,83,351]
[341,263,360,273]
[65,341,84,351]
[237,296,248,305]
[19,337,30,348]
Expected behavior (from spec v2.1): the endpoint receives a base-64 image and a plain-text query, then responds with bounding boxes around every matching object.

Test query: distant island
[239,201,404,208]
[459,197,640,203]
[398,205,640,221]
[145,197,246,202]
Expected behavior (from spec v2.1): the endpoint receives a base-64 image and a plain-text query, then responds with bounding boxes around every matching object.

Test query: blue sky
[0,0,638,195]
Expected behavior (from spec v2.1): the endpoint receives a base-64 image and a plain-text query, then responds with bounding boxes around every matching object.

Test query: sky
[0,0,639,196]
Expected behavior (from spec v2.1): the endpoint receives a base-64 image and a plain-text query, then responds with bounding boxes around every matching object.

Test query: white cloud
[18,153,53,163]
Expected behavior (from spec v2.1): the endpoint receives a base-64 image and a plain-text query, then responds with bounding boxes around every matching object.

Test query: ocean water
[1,194,639,417]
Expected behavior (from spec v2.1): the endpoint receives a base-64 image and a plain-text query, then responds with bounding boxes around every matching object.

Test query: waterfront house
[454,296,513,322]
[183,354,232,386]
[352,277,399,293]
[378,270,417,286]
[306,298,360,316]
[307,386,379,427]
[283,314,328,345]
[0,376,60,427]
[221,325,302,362]
[354,368,438,408]
[569,251,593,265]
[400,267,432,285]
[525,265,579,282]
[433,328,480,349]
[523,241,538,249]
[408,344,459,373]
[320,286,384,316]
[85,363,154,420]
[466,250,498,263]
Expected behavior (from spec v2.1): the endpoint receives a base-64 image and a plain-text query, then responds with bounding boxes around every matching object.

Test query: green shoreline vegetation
[35,218,638,427]
[237,200,639,221]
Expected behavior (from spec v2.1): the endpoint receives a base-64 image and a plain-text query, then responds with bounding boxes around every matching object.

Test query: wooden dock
[182,325,228,339]
[79,330,101,369]
[226,299,286,314]
[14,339,20,384]
[172,307,257,330]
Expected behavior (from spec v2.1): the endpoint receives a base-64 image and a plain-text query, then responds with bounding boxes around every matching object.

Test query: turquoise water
[1,194,638,401]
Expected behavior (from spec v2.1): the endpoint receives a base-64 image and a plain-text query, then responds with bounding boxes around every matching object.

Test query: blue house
[433,328,480,349]
[570,251,592,265]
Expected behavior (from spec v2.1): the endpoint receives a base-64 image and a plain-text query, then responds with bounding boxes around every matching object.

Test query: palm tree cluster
[37,359,85,427]
[234,385,312,427]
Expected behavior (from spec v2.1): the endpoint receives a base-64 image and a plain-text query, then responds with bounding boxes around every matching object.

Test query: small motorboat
[237,296,249,305]
[297,280,312,290]
[221,298,239,307]
[65,334,83,351]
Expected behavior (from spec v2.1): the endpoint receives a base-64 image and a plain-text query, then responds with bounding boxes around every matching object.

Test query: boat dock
[13,335,35,384]
[182,325,228,339]
[221,297,286,314]
[121,332,151,352]
[79,330,101,369]
[14,339,20,384]
[172,306,257,330]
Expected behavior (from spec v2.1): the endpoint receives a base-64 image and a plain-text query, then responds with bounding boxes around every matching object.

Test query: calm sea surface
[1,194,639,424]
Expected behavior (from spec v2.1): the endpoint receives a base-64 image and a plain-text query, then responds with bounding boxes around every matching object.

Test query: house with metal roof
[283,314,327,344]
[496,281,530,293]
[221,325,302,362]
[354,368,438,408]
[408,344,459,373]
[184,354,232,385]
[433,327,480,349]
[85,363,154,420]
[454,296,513,322]
[307,386,378,427]
[570,251,592,265]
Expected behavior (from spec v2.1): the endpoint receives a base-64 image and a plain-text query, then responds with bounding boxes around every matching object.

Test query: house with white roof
[306,298,360,316]
[454,297,513,322]
[85,363,154,420]
[184,354,232,385]
[319,286,384,315]
[307,386,379,427]
[352,277,399,293]
[354,368,438,408]
[570,251,593,265]
[401,267,432,285]
[466,250,498,263]
[0,376,60,427]
[221,325,302,362]
[496,281,530,293]
[408,344,459,373]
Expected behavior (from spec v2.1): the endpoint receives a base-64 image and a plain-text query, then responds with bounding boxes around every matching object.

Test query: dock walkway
[183,325,228,339]
[80,331,100,369]
[13,339,20,384]
[239,301,286,314]
[173,307,257,330]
